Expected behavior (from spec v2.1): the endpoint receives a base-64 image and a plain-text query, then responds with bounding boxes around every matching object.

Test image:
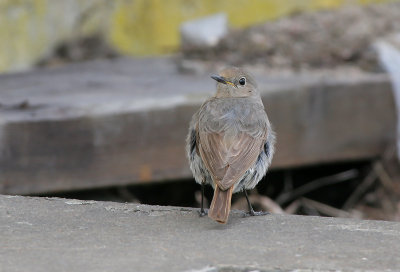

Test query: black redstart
[186,67,275,224]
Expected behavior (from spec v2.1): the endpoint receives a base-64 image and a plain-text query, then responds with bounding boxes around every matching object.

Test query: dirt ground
[39,2,400,73]
[180,2,400,72]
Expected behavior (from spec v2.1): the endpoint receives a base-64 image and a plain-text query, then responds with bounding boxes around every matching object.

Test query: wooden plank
[0,58,396,194]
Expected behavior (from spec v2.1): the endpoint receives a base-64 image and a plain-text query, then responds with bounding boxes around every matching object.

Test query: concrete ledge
[1,195,400,271]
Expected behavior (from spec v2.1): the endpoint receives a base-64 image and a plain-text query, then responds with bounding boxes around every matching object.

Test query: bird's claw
[199,209,208,217]
[243,210,270,217]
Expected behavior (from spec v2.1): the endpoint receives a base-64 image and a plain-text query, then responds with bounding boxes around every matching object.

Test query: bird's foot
[199,209,208,217]
[243,210,270,217]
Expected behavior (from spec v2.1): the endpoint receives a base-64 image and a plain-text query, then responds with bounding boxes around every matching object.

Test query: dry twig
[374,161,400,195]
[276,169,358,205]
[232,193,285,214]
[342,162,377,210]
[284,200,301,214]
[301,198,352,218]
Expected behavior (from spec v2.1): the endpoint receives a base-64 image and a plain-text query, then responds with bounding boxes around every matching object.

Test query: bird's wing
[198,129,267,191]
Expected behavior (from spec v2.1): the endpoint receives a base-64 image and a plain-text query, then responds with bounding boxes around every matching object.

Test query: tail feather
[208,186,234,224]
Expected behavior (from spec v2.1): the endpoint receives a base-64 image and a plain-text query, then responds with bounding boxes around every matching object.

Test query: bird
[186,67,275,224]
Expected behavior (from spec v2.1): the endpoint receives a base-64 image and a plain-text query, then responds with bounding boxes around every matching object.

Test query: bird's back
[198,96,268,138]
[196,96,269,190]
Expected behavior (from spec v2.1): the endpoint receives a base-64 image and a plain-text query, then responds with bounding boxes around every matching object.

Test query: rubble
[180,3,400,72]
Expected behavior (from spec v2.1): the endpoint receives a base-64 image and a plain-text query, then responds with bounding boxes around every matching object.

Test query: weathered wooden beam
[0,58,396,194]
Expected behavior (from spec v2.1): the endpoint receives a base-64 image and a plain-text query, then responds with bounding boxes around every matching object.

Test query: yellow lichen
[0,0,398,72]
[107,0,397,56]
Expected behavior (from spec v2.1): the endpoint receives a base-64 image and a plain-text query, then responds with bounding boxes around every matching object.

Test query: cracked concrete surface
[1,195,400,271]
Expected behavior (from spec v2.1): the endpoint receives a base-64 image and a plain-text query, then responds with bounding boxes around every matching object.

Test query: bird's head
[211,67,258,98]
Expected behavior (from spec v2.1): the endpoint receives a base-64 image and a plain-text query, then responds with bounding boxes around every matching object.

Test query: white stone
[180,13,227,48]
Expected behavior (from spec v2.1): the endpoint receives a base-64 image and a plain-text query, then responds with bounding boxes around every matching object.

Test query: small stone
[180,13,227,49]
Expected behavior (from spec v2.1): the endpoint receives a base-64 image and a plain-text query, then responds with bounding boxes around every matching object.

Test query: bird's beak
[211,75,236,87]
[211,75,227,84]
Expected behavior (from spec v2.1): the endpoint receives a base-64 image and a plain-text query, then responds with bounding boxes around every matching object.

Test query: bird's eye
[239,77,246,86]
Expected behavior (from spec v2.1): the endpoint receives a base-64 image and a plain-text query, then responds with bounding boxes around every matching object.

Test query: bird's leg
[243,189,270,217]
[199,182,208,217]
